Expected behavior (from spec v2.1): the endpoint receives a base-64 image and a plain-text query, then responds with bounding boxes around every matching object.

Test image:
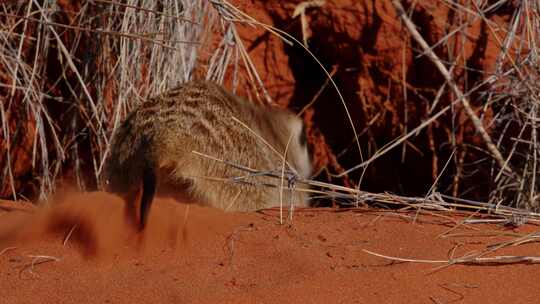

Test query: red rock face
[229,0,516,200]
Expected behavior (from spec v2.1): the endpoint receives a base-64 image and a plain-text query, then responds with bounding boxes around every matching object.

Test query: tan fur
[103,81,311,229]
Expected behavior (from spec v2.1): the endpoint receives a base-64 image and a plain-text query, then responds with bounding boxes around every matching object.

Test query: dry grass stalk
[364,249,540,267]
[391,0,512,177]
[19,254,61,279]
[195,148,540,226]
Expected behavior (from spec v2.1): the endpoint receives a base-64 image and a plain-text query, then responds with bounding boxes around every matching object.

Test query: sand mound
[0,191,254,259]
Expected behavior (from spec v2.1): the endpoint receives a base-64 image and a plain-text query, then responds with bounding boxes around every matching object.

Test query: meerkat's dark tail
[139,166,157,230]
[103,112,159,231]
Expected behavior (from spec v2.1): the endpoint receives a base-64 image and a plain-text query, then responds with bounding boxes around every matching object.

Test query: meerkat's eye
[299,123,308,148]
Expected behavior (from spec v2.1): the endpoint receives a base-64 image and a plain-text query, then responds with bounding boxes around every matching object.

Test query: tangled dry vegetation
[0,0,539,223]
[0,0,267,200]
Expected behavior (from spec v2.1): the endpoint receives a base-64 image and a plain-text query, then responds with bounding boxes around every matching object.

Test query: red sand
[1,192,540,303]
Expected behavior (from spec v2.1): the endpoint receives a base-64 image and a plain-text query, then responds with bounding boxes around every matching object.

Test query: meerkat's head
[284,114,312,180]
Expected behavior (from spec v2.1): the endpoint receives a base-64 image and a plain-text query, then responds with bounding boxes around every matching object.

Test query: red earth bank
[1,193,540,303]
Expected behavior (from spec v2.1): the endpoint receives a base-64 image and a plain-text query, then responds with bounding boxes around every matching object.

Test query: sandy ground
[1,192,540,304]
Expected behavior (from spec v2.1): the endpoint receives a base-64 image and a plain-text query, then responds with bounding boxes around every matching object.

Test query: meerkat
[103,80,311,230]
